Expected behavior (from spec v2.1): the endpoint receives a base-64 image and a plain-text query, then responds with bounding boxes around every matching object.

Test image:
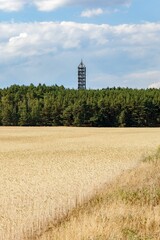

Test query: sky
[0,0,160,89]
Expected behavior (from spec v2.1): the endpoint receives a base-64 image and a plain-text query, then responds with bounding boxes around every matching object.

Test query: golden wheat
[0,127,159,239]
[39,148,160,240]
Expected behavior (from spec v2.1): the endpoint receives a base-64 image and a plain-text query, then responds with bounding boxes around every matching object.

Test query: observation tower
[78,60,86,90]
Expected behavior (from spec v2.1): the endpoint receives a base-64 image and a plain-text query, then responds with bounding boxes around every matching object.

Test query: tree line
[0,84,159,127]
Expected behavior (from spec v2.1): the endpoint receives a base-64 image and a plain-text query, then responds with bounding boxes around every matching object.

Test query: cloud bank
[0,0,131,11]
[0,21,160,59]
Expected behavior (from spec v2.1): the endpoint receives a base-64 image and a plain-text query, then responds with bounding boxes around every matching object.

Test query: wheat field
[0,127,159,239]
[41,147,160,240]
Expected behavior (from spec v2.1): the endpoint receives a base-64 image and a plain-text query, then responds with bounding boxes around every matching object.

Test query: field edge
[30,146,160,240]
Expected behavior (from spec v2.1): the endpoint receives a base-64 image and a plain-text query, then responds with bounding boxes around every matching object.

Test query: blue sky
[0,0,160,89]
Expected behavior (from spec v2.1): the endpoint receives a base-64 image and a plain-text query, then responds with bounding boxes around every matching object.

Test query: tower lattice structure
[78,60,86,90]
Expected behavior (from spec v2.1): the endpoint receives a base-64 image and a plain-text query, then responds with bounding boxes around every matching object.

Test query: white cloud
[80,7,121,19]
[0,0,25,11]
[81,8,104,18]
[0,21,110,59]
[0,21,160,59]
[9,32,28,43]
[0,0,131,12]
[32,0,68,11]
[148,81,160,89]
[32,0,131,11]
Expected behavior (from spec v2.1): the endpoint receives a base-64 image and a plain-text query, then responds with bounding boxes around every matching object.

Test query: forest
[0,84,159,127]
